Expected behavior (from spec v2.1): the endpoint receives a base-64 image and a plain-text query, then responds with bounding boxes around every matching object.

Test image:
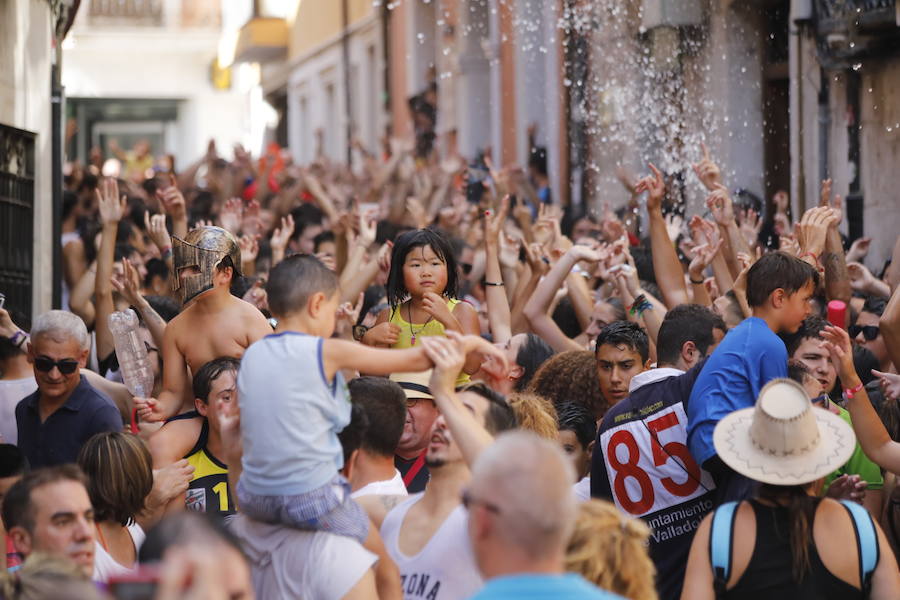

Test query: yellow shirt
[389,298,471,386]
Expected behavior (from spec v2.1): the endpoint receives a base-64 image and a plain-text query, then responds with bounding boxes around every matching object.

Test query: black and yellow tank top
[184,419,235,518]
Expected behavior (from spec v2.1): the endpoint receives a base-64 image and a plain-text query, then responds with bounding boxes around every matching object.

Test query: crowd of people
[1,129,900,600]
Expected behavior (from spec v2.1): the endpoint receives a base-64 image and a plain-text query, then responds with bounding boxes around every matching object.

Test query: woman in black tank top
[681,481,900,600]
[725,491,861,600]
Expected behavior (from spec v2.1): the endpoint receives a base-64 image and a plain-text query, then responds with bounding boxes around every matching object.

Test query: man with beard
[380,335,517,600]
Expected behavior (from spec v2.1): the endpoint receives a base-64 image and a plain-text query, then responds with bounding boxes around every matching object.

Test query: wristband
[799,252,820,268]
[689,275,705,285]
[483,281,504,287]
[161,246,173,260]
[842,381,864,399]
[9,330,27,348]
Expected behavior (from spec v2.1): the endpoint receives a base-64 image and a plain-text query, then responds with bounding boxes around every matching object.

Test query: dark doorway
[762,1,791,205]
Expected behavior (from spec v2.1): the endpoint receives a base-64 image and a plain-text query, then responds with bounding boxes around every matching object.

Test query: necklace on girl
[407,304,433,345]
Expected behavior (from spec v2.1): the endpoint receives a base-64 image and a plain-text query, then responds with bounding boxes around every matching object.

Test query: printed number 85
[608,412,701,515]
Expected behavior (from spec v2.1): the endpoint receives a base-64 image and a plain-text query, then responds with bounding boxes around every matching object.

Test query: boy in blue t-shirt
[686,251,819,504]
[236,254,504,542]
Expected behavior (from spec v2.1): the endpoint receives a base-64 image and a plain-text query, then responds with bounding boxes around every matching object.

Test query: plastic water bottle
[108,309,154,397]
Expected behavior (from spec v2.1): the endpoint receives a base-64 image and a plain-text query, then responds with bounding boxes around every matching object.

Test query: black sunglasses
[34,356,79,374]
[849,324,880,341]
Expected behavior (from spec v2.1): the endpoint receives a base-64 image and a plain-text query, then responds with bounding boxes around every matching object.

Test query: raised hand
[111,258,144,307]
[219,198,243,234]
[144,211,172,253]
[315,252,337,272]
[524,242,550,277]
[270,214,295,259]
[819,178,844,226]
[846,237,872,264]
[406,196,428,230]
[795,206,839,258]
[633,163,665,212]
[421,336,466,396]
[484,195,510,245]
[156,177,186,221]
[847,261,878,294]
[356,206,377,247]
[872,370,900,401]
[739,208,762,247]
[688,239,723,282]
[241,280,268,311]
[239,235,259,267]
[97,177,127,224]
[779,234,801,257]
[705,184,735,227]
[692,142,722,191]
[243,199,263,238]
[820,325,858,384]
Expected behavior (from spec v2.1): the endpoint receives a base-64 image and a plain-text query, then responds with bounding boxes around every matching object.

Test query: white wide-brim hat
[713,378,856,486]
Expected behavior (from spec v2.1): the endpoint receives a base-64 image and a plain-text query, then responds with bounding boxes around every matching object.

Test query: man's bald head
[468,431,577,561]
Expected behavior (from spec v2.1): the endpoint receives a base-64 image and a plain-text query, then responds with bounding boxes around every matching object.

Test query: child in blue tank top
[236,254,505,541]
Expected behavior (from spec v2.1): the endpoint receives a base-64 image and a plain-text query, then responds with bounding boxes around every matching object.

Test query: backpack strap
[709,501,739,599]
[839,500,879,598]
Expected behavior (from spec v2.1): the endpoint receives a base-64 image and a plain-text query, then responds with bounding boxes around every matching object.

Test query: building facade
[243,0,900,263]
[64,0,258,167]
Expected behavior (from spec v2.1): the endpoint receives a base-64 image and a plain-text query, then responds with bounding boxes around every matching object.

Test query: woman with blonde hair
[0,553,105,600]
[508,392,558,440]
[565,499,658,600]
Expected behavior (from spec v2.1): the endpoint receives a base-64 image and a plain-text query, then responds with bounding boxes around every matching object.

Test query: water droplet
[852,63,862,71]
[417,32,425,44]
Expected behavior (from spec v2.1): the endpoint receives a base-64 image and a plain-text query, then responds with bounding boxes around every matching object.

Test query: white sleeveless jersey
[380,493,483,600]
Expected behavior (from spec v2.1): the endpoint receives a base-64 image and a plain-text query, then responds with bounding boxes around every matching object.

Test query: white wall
[63,9,255,163]
[287,16,384,166]
[0,0,54,316]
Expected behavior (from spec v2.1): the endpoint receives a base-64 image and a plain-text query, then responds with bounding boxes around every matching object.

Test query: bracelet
[161,246,173,260]
[842,381,864,399]
[9,330,27,348]
[483,281,505,287]
[799,251,820,268]
[689,275,705,285]
[628,294,649,316]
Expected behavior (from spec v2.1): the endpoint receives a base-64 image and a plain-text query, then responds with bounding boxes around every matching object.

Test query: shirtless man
[133,226,271,470]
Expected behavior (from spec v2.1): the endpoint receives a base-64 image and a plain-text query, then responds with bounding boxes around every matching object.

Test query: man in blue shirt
[15,311,121,468]
[467,431,623,600]
[686,252,819,504]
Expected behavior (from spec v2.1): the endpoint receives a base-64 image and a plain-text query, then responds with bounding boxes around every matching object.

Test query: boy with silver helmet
[134,224,271,477]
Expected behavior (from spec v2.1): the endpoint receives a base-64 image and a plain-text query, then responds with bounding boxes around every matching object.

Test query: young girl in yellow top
[363,229,481,380]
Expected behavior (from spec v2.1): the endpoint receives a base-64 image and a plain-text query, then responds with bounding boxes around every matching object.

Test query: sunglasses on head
[34,356,79,374]
[849,324,880,341]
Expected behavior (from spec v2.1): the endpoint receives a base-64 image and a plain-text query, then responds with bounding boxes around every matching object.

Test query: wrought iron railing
[814,0,900,66]
[0,125,35,318]
[88,0,164,26]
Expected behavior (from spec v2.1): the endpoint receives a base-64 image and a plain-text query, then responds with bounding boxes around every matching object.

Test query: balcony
[88,0,164,26]
[814,0,900,64]
[233,17,288,64]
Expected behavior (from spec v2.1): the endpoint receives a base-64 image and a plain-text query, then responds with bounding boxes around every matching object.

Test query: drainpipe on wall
[51,56,63,309]
[341,0,353,166]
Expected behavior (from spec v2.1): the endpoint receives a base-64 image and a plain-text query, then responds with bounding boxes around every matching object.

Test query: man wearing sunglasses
[852,296,891,373]
[15,311,122,468]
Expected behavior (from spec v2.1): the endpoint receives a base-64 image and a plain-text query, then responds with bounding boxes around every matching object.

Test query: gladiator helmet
[172,226,242,305]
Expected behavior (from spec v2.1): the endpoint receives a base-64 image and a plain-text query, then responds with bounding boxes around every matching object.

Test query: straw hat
[713,378,855,486]
[389,370,434,400]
